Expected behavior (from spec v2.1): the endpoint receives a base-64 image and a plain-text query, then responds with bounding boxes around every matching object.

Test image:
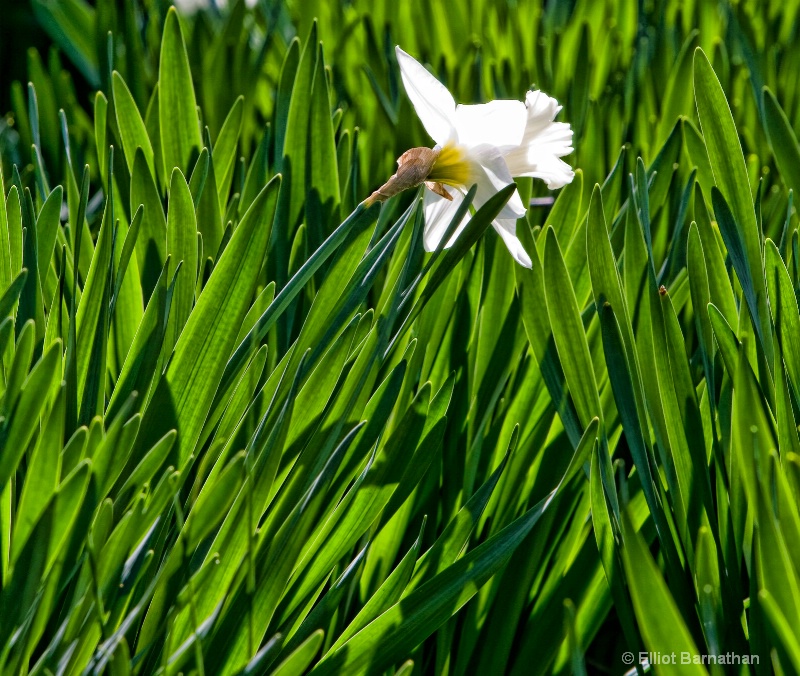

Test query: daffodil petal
[511,153,575,189]
[469,144,527,221]
[395,47,456,146]
[454,100,527,149]
[493,219,532,268]
[423,186,471,251]
[502,90,575,189]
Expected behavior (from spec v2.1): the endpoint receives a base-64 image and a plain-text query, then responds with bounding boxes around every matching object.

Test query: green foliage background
[2,0,800,674]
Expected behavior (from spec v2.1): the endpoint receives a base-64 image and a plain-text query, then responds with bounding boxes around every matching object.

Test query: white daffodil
[367,47,574,268]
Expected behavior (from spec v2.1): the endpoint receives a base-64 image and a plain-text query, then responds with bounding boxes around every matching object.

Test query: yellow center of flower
[427,144,472,187]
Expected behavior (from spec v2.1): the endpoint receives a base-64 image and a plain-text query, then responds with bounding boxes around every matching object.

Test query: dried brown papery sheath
[365,147,442,205]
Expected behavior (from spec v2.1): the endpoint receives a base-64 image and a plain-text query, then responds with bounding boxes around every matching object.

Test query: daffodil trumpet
[367,47,575,268]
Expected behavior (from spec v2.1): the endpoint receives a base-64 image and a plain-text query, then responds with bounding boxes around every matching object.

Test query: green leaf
[162,349,309,656]
[307,46,340,239]
[756,483,800,631]
[159,7,202,176]
[241,124,271,215]
[112,205,143,314]
[112,71,155,177]
[712,188,765,356]
[13,383,64,560]
[130,147,167,300]
[75,173,113,422]
[0,269,28,322]
[30,0,99,86]
[188,147,209,209]
[759,589,800,673]
[763,87,800,200]
[164,168,197,355]
[281,314,360,461]
[95,92,108,184]
[0,340,62,491]
[586,185,642,415]
[543,225,601,429]
[407,441,510,593]
[6,186,23,282]
[590,443,644,669]
[622,511,707,674]
[200,346,268,460]
[620,507,707,675]
[281,546,369,658]
[730,342,777,559]
[2,320,35,419]
[91,410,141,499]
[218,202,378,406]
[280,23,317,232]
[765,240,800,404]
[707,303,739,379]
[271,630,324,676]
[139,175,280,465]
[235,283,275,348]
[658,31,698,144]
[282,384,431,619]
[402,185,513,328]
[0,171,11,294]
[210,405,357,673]
[694,48,772,364]
[35,186,62,290]
[18,189,45,347]
[0,460,90,640]
[274,39,300,164]
[568,23,590,139]
[687,223,715,380]
[214,96,243,212]
[329,522,424,653]
[116,430,177,504]
[515,231,582,448]
[239,635,284,676]
[394,661,414,676]
[599,301,687,562]
[647,120,684,211]
[309,423,591,676]
[548,169,583,244]
[658,285,714,534]
[682,118,715,204]
[184,451,244,550]
[694,48,757,238]
[694,526,723,656]
[196,140,223,266]
[106,258,171,421]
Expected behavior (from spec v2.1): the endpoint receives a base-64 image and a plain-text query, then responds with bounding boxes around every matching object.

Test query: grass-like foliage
[2,0,800,674]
